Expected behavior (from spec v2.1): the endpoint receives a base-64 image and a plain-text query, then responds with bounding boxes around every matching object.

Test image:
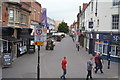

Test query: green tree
[58,22,69,33]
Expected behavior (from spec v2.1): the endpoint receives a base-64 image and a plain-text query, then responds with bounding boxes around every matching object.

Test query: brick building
[0,1,42,63]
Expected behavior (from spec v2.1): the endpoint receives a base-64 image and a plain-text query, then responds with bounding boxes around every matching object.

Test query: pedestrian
[60,56,67,79]
[76,42,80,51]
[86,58,94,80]
[107,52,111,69]
[95,53,104,73]
[71,34,74,42]
[94,53,99,71]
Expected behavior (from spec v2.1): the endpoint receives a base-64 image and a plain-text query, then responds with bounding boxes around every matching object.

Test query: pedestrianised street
[2,36,119,79]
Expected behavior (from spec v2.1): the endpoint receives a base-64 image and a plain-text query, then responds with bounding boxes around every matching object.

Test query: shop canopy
[0,36,22,43]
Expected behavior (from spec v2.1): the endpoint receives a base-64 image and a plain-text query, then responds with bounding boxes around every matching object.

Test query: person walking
[60,56,67,79]
[71,35,75,42]
[76,42,80,51]
[86,58,94,80]
[95,53,104,73]
[94,53,99,71]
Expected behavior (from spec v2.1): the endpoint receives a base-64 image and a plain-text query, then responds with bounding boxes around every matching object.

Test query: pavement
[0,35,119,79]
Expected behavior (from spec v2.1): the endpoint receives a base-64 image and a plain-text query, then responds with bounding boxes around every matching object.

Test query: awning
[20,35,34,39]
[1,36,22,43]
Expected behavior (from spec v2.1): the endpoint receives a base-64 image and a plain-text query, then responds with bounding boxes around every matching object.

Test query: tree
[58,22,69,33]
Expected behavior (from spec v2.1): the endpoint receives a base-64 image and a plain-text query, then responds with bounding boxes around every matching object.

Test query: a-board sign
[2,53,12,67]
[29,45,35,53]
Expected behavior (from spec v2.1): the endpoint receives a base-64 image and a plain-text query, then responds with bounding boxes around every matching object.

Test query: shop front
[16,27,33,57]
[0,26,22,62]
[94,32,120,63]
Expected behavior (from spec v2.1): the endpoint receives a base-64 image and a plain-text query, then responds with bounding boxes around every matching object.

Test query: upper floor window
[9,9,14,21]
[97,19,99,27]
[21,14,27,24]
[16,10,20,22]
[113,0,120,6]
[0,6,2,20]
[91,2,93,12]
[112,14,119,29]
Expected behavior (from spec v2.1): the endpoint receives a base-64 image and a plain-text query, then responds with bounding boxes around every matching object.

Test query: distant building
[47,17,55,30]
[55,20,62,31]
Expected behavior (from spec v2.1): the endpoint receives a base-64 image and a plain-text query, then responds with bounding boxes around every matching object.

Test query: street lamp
[107,31,112,69]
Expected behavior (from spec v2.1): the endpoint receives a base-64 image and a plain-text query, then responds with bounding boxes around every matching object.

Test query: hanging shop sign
[89,21,93,28]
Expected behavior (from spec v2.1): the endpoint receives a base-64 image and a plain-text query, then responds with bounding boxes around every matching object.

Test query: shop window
[116,46,120,56]
[95,43,99,52]
[111,45,116,56]
[103,45,108,54]
[112,14,119,29]
[99,44,103,53]
[9,9,14,21]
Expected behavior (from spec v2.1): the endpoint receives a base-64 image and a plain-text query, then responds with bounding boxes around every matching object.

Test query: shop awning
[1,36,22,43]
[20,35,34,39]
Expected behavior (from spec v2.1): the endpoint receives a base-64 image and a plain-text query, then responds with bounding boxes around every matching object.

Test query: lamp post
[107,32,112,69]
[37,45,40,80]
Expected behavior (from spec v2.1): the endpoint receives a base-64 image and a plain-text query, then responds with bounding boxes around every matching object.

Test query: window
[21,14,27,24]
[95,42,99,52]
[16,10,20,22]
[0,6,1,20]
[91,2,93,12]
[9,9,14,21]
[97,19,99,26]
[103,45,108,54]
[113,0,120,6]
[112,14,119,29]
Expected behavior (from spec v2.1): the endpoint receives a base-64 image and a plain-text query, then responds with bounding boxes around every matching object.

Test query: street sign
[34,24,44,46]
[36,29,42,35]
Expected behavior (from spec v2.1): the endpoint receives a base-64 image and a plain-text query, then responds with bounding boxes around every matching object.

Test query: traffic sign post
[34,24,45,80]
[34,24,44,46]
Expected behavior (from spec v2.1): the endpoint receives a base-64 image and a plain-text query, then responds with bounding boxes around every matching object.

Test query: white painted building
[79,0,120,62]
[84,0,120,32]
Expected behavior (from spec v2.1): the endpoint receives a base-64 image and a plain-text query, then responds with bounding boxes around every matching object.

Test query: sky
[37,0,90,26]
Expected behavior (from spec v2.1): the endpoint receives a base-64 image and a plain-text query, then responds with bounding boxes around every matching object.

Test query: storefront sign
[99,34,120,42]
[2,53,12,67]
[112,35,120,42]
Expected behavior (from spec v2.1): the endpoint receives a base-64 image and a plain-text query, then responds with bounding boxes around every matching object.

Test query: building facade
[79,0,120,62]
[0,1,42,62]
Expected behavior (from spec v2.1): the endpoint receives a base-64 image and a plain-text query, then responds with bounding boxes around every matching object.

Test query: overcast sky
[37,0,90,26]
